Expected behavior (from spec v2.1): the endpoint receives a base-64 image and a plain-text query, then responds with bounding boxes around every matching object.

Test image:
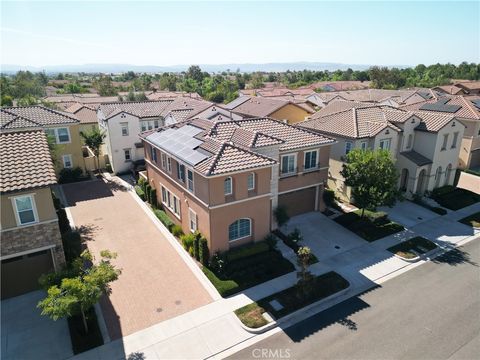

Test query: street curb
[235,283,351,334]
[392,246,442,263]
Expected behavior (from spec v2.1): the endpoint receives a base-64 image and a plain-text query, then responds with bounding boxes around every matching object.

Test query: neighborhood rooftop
[0,130,57,193]
[400,95,480,120]
[0,106,79,130]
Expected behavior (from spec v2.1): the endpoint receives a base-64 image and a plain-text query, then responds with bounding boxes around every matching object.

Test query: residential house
[299,101,464,200]
[141,117,334,253]
[65,103,98,134]
[455,81,480,95]
[432,85,467,95]
[0,106,85,174]
[1,130,66,299]
[401,95,480,169]
[225,96,314,124]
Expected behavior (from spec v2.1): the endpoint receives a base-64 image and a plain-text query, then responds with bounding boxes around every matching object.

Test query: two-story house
[401,95,480,169]
[141,117,334,253]
[300,101,465,200]
[1,130,66,299]
[0,106,84,174]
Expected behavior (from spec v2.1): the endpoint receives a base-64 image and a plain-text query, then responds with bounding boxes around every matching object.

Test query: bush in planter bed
[171,224,184,237]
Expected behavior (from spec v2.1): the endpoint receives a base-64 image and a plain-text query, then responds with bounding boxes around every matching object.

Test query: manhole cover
[334,245,340,249]
[174,300,182,305]
[93,217,103,221]
[156,308,163,313]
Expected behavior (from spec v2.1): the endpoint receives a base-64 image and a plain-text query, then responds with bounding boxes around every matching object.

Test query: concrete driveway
[379,200,440,228]
[1,291,73,360]
[282,211,368,261]
[62,179,212,340]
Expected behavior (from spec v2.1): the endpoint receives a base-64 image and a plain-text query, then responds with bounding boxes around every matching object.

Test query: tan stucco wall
[1,187,57,230]
[270,104,311,124]
[48,123,85,173]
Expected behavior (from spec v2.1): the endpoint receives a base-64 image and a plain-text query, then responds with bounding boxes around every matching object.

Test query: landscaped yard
[431,186,480,211]
[334,210,404,242]
[234,303,268,328]
[203,242,295,297]
[236,271,349,322]
[387,236,437,260]
[459,212,480,228]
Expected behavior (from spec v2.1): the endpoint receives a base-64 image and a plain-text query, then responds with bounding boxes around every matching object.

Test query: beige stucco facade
[457,118,480,169]
[270,104,311,124]
[47,123,86,174]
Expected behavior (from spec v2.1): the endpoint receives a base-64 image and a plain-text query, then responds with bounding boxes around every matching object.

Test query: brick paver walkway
[62,179,212,340]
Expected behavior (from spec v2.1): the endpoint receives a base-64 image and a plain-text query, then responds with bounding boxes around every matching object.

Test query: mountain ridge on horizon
[0,62,412,74]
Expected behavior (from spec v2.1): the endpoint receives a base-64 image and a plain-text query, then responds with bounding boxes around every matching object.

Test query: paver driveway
[62,179,212,340]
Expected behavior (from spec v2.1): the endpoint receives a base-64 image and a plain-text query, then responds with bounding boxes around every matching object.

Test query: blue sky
[1,1,479,67]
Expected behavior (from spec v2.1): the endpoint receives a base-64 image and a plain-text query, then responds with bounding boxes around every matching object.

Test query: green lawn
[204,248,295,297]
[235,303,269,328]
[431,186,480,211]
[387,236,437,259]
[459,212,480,228]
[335,210,404,242]
[255,271,349,319]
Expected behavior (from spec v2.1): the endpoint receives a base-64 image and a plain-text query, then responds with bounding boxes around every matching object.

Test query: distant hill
[0,62,409,74]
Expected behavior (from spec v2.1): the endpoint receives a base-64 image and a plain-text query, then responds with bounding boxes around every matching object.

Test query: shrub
[193,231,201,260]
[274,206,289,227]
[105,163,112,173]
[225,242,270,262]
[323,189,335,207]
[180,233,195,252]
[265,234,277,250]
[202,267,238,297]
[138,177,146,192]
[62,231,82,264]
[431,185,455,198]
[171,224,184,237]
[199,237,209,265]
[209,252,227,275]
[134,185,145,201]
[153,209,174,230]
[58,167,85,184]
[145,184,152,203]
[51,192,62,210]
[57,208,71,234]
[150,188,157,207]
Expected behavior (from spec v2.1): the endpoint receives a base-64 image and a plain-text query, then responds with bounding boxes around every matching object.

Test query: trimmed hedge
[193,232,200,260]
[323,188,335,207]
[225,242,270,262]
[145,184,152,203]
[199,237,209,265]
[134,185,145,201]
[153,209,174,230]
[150,188,157,207]
[57,208,71,234]
[62,231,82,264]
[202,267,238,297]
[171,225,184,237]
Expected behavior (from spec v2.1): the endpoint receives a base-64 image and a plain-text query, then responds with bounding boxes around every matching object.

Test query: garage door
[278,187,316,217]
[1,250,54,300]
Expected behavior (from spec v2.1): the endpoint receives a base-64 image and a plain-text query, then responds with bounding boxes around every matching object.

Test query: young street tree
[80,128,106,172]
[38,250,121,334]
[340,149,400,217]
[296,246,314,300]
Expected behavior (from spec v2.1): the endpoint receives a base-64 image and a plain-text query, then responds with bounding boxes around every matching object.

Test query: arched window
[406,134,413,149]
[445,164,453,185]
[435,166,442,188]
[228,218,251,241]
[224,177,232,195]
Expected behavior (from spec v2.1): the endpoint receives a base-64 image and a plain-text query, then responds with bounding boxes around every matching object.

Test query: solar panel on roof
[471,99,480,110]
[419,99,461,113]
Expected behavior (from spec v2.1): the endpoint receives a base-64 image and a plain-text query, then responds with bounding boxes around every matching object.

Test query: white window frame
[345,141,353,155]
[11,194,39,226]
[45,127,71,144]
[120,122,129,136]
[167,157,172,173]
[247,173,255,191]
[224,176,233,195]
[124,148,131,162]
[188,208,197,232]
[161,185,181,219]
[451,132,459,149]
[150,146,157,163]
[360,141,368,151]
[161,153,167,169]
[177,163,186,183]
[379,139,391,150]
[303,150,318,171]
[62,154,73,168]
[187,169,194,192]
[280,153,297,176]
[228,218,252,242]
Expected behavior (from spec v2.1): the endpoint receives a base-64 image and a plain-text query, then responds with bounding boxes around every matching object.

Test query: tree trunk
[361,208,365,218]
[81,307,89,334]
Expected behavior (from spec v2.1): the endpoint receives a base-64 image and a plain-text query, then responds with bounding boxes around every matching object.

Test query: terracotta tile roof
[99,100,174,119]
[65,104,98,124]
[433,85,465,95]
[456,81,480,91]
[0,106,79,131]
[209,118,334,151]
[299,81,371,91]
[162,97,213,120]
[146,91,202,100]
[400,96,480,120]
[0,130,57,193]
[409,111,460,132]
[194,142,276,176]
[300,106,403,139]
[227,96,314,118]
[240,88,315,97]
[310,100,373,119]
[400,150,432,166]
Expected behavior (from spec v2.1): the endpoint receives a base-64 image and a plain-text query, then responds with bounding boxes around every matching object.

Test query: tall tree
[38,250,120,334]
[340,149,400,217]
[296,246,314,300]
[80,128,106,172]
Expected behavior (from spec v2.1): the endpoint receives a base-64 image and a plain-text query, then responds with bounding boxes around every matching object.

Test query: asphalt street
[229,239,480,360]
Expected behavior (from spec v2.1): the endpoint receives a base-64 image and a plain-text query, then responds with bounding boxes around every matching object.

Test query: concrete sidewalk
[71,183,480,360]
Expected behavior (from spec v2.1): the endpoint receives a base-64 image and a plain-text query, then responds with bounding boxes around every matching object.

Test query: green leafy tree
[1,95,13,106]
[94,76,117,96]
[46,133,60,167]
[296,246,314,300]
[340,149,400,217]
[17,95,38,106]
[38,250,121,334]
[80,128,106,172]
